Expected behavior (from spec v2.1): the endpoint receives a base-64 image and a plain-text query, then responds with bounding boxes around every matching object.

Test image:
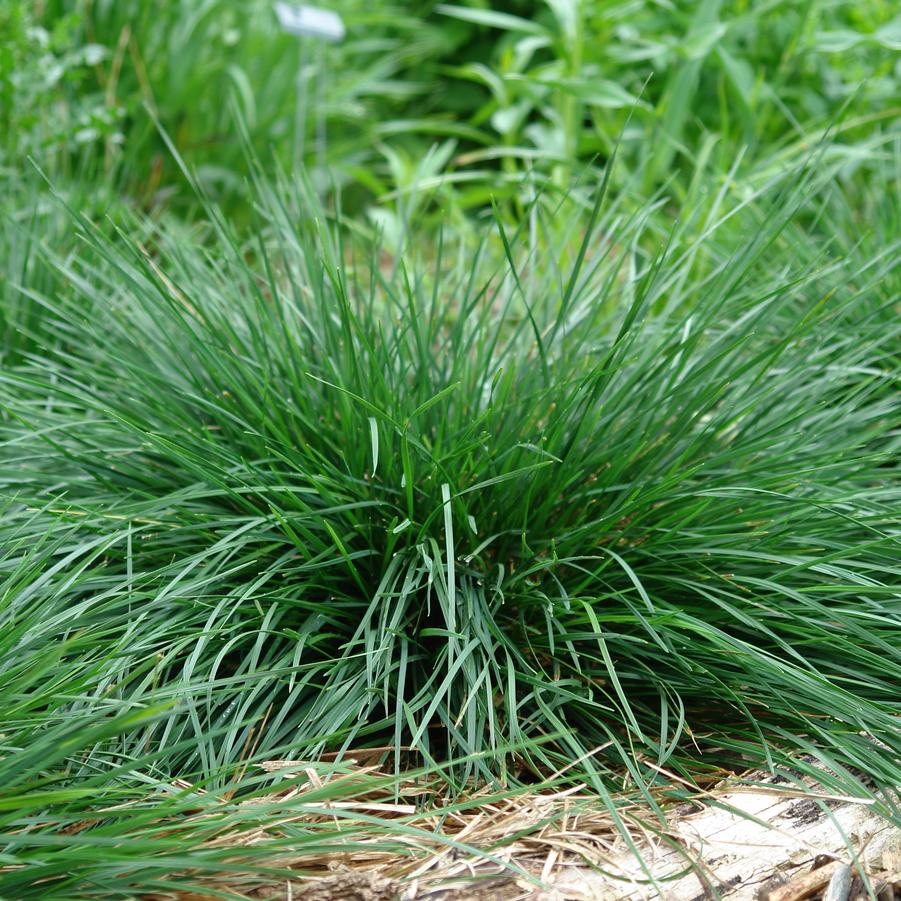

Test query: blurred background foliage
[3,0,899,225]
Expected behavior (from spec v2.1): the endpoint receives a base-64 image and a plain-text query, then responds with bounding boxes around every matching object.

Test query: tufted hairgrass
[0,148,899,895]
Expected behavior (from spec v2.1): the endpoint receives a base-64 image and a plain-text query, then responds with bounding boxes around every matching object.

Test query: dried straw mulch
[137,753,901,901]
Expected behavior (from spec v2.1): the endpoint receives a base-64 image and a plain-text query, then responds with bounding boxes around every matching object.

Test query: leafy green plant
[33,0,453,215]
[0,1,123,180]
[451,0,899,191]
[15,0,900,218]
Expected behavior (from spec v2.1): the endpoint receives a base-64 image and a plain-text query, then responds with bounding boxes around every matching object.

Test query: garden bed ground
[154,760,900,901]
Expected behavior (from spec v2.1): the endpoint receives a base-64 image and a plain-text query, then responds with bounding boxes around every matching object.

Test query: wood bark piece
[546,775,898,900]
[765,861,840,901]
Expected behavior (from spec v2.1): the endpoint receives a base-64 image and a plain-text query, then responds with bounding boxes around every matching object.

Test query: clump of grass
[0,157,899,892]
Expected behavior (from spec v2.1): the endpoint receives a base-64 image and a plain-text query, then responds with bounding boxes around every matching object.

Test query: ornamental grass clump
[1,160,899,887]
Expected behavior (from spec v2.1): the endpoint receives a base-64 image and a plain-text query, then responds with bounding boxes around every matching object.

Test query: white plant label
[275,2,346,42]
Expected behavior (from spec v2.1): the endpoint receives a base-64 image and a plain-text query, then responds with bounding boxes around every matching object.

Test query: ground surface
[161,765,900,901]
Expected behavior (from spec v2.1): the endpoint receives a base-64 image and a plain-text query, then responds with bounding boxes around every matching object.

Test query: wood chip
[766,861,841,901]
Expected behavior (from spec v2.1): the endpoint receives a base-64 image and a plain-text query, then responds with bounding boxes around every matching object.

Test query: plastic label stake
[274,3,345,175]
[275,2,345,42]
